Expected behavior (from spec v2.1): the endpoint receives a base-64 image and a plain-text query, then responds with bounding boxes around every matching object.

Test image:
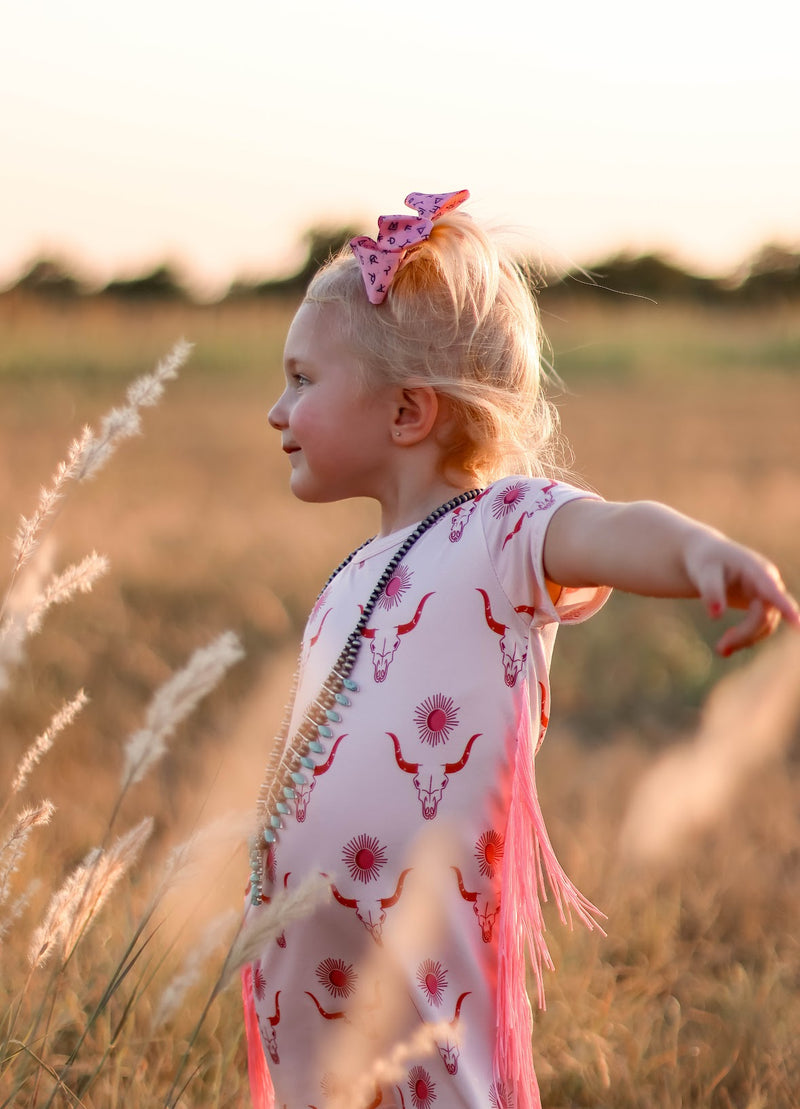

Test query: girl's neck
[377,474,478,537]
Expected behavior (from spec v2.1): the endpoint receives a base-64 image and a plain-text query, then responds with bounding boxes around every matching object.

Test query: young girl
[243,190,799,1109]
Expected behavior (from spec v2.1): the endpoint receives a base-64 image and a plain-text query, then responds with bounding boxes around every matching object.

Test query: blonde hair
[305,210,563,485]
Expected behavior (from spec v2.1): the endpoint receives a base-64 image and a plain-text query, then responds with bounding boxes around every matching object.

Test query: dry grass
[0,294,798,1106]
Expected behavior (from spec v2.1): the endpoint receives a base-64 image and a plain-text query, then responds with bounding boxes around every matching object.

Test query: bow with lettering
[349,190,470,305]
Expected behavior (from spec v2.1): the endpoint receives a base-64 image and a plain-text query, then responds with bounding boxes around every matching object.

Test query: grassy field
[0,292,799,1107]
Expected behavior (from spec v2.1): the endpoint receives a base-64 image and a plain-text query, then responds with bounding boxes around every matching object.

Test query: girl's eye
[293,374,310,388]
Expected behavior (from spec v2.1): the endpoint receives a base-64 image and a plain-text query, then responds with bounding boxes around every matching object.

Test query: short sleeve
[479,477,611,631]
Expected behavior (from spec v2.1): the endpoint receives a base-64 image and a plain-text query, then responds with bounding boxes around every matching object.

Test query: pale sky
[2,0,799,296]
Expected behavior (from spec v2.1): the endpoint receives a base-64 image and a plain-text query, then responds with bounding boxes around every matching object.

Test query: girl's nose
[268,392,287,430]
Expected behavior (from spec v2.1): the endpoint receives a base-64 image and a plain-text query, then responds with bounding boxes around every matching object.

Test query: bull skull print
[360,592,435,682]
[388,732,481,819]
[477,589,536,687]
[452,866,500,943]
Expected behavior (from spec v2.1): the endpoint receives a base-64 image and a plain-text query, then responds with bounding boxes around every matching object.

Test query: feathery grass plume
[153,908,239,1029]
[0,614,28,695]
[217,872,331,991]
[25,554,109,635]
[28,816,153,968]
[10,690,89,797]
[121,631,245,790]
[0,801,56,909]
[344,1020,454,1109]
[0,877,42,942]
[0,542,55,694]
[619,632,800,867]
[10,426,94,578]
[162,810,254,888]
[4,340,191,616]
[76,339,192,482]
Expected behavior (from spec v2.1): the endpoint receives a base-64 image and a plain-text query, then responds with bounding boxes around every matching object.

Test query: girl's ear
[392,385,440,445]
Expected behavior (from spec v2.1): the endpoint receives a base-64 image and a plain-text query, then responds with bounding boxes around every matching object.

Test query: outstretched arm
[544,498,800,656]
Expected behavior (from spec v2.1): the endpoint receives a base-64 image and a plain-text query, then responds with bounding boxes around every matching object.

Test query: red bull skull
[477,588,536,688]
[449,488,489,542]
[437,990,471,1075]
[256,990,281,1063]
[389,732,481,819]
[330,868,412,943]
[452,867,500,943]
[360,592,434,682]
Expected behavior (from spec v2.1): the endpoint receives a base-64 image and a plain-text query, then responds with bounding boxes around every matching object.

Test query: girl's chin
[288,473,335,504]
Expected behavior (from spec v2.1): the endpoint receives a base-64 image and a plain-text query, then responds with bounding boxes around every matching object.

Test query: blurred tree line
[3,229,800,307]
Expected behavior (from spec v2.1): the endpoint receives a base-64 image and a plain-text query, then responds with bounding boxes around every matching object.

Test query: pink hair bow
[350,189,470,304]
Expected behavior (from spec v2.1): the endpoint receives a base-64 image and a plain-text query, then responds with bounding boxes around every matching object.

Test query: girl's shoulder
[478,475,594,528]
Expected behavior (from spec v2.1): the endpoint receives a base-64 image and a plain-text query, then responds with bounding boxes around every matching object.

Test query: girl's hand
[544,497,800,656]
[683,531,800,656]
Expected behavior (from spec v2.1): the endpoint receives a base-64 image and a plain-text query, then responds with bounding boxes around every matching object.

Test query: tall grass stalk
[0,339,267,1107]
[162,873,331,1109]
[120,631,245,794]
[0,802,55,911]
[1,339,191,628]
[7,691,89,801]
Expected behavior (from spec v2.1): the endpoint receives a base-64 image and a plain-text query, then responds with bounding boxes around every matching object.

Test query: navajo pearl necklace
[248,488,483,905]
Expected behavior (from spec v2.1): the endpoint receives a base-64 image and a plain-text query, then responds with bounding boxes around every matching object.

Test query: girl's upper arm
[543,496,615,589]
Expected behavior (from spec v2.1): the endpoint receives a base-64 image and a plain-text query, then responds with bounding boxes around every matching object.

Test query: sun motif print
[247,476,611,1109]
[414,693,460,746]
[342,833,388,883]
[316,957,358,999]
[489,1079,514,1108]
[408,1065,437,1109]
[416,959,448,1005]
[377,564,413,609]
[475,829,504,878]
[252,962,266,1001]
[491,481,527,518]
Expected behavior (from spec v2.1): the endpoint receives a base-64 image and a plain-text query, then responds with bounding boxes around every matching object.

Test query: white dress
[248,477,610,1109]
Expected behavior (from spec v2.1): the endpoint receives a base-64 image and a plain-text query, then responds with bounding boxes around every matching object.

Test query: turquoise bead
[308,740,324,753]
[317,724,333,739]
[325,709,341,722]
[276,801,290,814]
[263,828,276,844]
[343,678,358,691]
[283,786,296,799]
[291,771,306,784]
[300,755,315,769]
[335,693,350,706]
[270,815,282,829]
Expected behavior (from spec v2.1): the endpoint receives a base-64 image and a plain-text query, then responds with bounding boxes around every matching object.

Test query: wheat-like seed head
[0,800,56,909]
[152,907,239,1028]
[121,631,244,789]
[11,689,89,795]
[218,872,331,990]
[28,816,153,968]
[25,553,109,635]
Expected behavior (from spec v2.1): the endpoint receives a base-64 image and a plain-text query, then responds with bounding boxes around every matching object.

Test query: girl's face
[269,302,398,504]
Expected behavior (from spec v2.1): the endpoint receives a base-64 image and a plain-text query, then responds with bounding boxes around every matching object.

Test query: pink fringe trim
[242,965,275,1109]
[495,687,605,1109]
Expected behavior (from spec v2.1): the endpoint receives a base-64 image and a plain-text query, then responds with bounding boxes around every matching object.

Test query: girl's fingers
[715,599,782,657]
[693,562,728,619]
[766,580,800,628]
